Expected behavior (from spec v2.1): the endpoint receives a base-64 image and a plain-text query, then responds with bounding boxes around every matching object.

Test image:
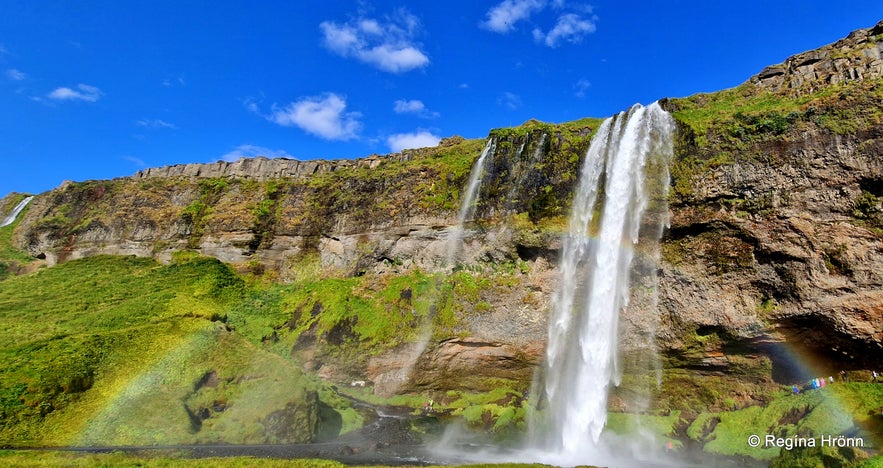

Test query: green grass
[693,383,883,459]
[0,449,564,467]
[0,255,321,446]
[0,450,349,467]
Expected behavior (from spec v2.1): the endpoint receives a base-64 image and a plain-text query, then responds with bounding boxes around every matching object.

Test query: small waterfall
[1,196,34,227]
[529,103,674,460]
[446,139,495,266]
[532,133,547,162]
[504,133,547,211]
[394,139,496,396]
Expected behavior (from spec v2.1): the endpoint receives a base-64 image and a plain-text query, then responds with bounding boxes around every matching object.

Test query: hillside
[0,20,881,466]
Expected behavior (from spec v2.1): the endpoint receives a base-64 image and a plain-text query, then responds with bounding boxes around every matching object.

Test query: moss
[757,294,779,315]
[667,78,883,204]
[606,411,683,447]
[443,386,527,433]
[853,191,881,220]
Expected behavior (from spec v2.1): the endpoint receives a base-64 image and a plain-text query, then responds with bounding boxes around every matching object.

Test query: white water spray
[530,103,674,459]
[1,196,34,227]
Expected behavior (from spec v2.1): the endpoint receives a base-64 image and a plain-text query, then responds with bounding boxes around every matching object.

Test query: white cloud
[320,9,429,73]
[574,78,591,98]
[482,0,546,33]
[533,13,597,47]
[47,83,102,102]
[221,145,294,162]
[482,1,598,47]
[268,93,361,141]
[498,92,522,110]
[6,69,25,81]
[136,119,177,129]
[387,131,441,152]
[393,99,439,118]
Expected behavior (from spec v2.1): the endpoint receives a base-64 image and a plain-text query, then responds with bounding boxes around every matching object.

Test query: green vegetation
[0,197,35,280]
[666,78,883,202]
[441,386,528,434]
[0,255,326,446]
[0,451,349,467]
[687,383,883,459]
[0,449,566,468]
[183,178,230,247]
[606,411,683,448]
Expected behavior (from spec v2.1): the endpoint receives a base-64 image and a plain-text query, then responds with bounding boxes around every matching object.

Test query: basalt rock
[751,20,883,94]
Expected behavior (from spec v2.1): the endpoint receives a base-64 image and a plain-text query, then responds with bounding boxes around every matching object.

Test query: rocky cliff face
[8,23,883,407]
[131,148,418,181]
[752,20,883,93]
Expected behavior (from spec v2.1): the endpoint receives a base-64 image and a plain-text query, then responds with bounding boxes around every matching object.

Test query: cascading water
[446,139,495,266]
[1,196,34,227]
[529,102,674,461]
[393,139,496,396]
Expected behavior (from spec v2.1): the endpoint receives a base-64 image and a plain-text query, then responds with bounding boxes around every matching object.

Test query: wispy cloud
[482,1,598,48]
[5,69,26,81]
[135,119,177,129]
[320,8,429,73]
[387,130,441,152]
[481,0,545,33]
[574,78,591,98]
[533,12,597,47]
[121,155,147,168]
[393,99,439,118]
[268,93,361,141]
[498,92,522,110]
[162,76,185,87]
[47,83,102,102]
[221,144,294,162]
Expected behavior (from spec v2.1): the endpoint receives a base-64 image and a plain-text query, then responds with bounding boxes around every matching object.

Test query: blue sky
[1,1,881,196]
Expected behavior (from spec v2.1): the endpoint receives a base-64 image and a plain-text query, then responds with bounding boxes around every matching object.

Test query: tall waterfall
[1,196,34,228]
[447,139,495,266]
[530,103,674,458]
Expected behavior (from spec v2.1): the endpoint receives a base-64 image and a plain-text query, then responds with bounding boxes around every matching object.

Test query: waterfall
[530,103,674,458]
[1,196,34,228]
[446,139,495,266]
[389,139,496,396]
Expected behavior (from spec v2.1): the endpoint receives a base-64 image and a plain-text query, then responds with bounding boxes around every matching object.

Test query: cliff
[130,148,418,181]
[4,21,883,413]
[752,20,883,93]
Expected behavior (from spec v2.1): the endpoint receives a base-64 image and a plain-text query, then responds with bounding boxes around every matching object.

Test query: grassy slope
[0,255,318,446]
